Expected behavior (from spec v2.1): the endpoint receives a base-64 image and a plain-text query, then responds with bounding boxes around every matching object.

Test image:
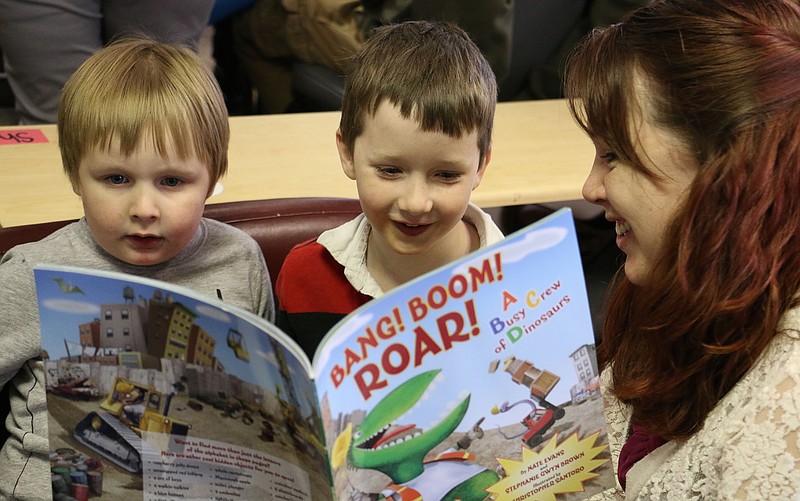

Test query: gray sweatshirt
[0,218,274,500]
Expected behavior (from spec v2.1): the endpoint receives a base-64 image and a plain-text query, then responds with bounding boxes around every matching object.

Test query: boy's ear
[70,178,82,197]
[472,144,492,191]
[206,180,218,199]
[336,128,356,180]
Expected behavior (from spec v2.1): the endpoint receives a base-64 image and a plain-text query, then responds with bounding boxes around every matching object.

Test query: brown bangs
[339,21,496,161]
[565,25,643,170]
[58,37,229,186]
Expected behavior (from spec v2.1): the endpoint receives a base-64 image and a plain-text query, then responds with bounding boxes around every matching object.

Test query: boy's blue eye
[162,177,182,187]
[107,174,127,185]
[377,166,401,176]
[437,171,462,181]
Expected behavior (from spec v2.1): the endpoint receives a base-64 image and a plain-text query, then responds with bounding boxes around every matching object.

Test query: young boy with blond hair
[0,38,274,498]
[275,20,504,357]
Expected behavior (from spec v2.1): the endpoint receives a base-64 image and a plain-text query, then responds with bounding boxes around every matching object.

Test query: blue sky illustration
[35,266,318,418]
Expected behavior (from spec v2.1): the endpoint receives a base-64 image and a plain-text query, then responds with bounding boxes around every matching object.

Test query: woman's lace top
[589,304,800,500]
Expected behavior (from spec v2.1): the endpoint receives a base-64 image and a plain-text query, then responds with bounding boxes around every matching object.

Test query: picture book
[36,207,613,501]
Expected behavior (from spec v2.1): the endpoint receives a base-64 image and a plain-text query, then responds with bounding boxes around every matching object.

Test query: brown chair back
[0,197,363,290]
[202,197,362,288]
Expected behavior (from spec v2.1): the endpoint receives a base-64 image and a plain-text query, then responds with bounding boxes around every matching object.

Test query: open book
[37,208,612,501]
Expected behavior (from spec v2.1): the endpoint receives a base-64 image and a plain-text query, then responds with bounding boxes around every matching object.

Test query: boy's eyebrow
[373,156,478,172]
[157,160,205,171]
[369,151,471,165]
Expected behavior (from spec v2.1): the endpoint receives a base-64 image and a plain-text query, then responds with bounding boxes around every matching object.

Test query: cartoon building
[146,299,196,361]
[569,344,600,404]
[98,302,148,352]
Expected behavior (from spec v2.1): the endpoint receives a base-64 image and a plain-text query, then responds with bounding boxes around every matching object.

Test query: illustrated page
[36,266,332,501]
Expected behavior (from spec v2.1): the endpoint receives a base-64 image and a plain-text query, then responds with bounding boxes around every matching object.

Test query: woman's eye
[162,177,183,187]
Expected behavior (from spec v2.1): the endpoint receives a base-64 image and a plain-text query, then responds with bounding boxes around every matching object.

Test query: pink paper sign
[0,129,49,145]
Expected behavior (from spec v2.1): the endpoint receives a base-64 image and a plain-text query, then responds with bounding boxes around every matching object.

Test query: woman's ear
[336,128,356,180]
[473,144,491,190]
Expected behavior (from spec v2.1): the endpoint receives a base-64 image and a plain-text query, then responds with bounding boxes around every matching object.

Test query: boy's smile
[73,136,211,266]
[337,101,489,283]
[393,222,430,238]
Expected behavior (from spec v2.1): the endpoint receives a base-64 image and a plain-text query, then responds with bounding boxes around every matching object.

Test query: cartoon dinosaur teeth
[372,424,419,449]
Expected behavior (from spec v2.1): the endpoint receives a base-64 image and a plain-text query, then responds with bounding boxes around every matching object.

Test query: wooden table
[0,99,593,228]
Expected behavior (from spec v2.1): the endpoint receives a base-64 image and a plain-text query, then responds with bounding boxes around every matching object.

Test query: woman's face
[581,94,698,286]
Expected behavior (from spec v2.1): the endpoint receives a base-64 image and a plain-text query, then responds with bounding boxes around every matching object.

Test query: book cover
[313,208,611,500]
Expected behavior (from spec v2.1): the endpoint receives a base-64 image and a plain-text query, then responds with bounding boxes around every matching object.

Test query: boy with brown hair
[275,20,504,357]
[0,38,274,498]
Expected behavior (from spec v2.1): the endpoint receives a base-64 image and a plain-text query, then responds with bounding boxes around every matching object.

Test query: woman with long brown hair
[565,0,800,498]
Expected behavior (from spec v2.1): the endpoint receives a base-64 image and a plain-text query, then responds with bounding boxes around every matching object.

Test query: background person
[230,0,513,114]
[0,0,215,124]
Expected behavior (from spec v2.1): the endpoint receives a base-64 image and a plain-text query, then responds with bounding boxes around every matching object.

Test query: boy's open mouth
[394,222,430,237]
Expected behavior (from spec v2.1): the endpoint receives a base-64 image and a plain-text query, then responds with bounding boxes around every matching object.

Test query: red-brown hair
[565,0,800,439]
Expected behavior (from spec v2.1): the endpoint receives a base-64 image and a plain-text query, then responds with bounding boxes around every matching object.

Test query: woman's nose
[582,158,607,205]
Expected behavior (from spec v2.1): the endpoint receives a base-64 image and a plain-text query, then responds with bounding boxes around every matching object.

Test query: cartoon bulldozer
[74,377,191,473]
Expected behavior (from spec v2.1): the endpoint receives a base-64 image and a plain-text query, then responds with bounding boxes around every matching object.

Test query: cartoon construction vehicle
[489,356,565,448]
[331,370,499,500]
[74,378,191,473]
[227,328,250,362]
[216,396,257,425]
[49,376,101,401]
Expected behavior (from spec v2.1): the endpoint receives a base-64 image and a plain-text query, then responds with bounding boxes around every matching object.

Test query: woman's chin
[623,259,649,286]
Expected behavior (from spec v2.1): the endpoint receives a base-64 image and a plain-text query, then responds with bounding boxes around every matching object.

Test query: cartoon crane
[489,355,566,448]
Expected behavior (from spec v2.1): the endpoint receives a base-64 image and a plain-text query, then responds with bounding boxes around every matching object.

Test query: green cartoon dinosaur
[334,369,499,500]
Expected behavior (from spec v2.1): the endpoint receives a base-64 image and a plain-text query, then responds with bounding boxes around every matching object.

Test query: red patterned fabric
[618,424,668,490]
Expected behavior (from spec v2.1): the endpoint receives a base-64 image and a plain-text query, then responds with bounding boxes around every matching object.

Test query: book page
[36,266,332,501]
[312,208,613,500]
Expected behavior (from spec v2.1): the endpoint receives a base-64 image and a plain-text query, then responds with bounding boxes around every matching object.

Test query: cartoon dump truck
[74,377,190,473]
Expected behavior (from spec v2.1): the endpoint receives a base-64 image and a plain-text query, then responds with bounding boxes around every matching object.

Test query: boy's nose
[398,181,434,215]
[129,187,160,221]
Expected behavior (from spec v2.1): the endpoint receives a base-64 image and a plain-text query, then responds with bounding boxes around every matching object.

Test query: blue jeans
[0,0,215,124]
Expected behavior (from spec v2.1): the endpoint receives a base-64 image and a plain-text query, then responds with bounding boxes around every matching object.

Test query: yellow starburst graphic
[486,431,608,501]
